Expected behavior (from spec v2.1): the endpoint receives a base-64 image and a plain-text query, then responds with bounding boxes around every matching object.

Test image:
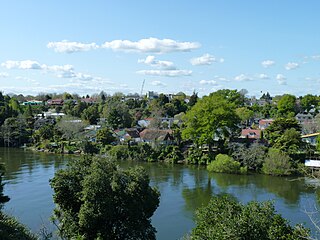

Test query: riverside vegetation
[0,89,320,238]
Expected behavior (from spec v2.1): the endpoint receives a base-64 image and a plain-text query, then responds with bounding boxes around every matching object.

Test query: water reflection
[0,148,319,239]
[210,172,314,204]
[0,148,69,181]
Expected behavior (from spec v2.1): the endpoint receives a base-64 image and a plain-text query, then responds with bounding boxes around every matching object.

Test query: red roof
[241,129,261,139]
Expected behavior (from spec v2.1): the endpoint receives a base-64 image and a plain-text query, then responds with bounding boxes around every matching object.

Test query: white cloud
[102,37,200,53]
[234,74,252,81]
[0,72,8,78]
[276,74,287,85]
[47,40,99,53]
[311,55,320,60]
[151,81,167,86]
[190,54,223,66]
[285,62,299,70]
[199,80,218,85]
[1,60,44,70]
[137,69,192,77]
[138,56,175,69]
[261,60,275,68]
[259,73,269,79]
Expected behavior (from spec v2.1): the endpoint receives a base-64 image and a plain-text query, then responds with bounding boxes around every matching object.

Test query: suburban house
[22,100,43,106]
[47,99,64,106]
[139,129,174,145]
[81,98,96,104]
[258,119,274,130]
[240,128,261,140]
[115,128,141,143]
[295,113,313,124]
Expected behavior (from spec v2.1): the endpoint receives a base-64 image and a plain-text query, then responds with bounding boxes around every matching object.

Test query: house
[47,99,64,106]
[240,128,261,139]
[81,98,96,104]
[137,118,154,128]
[258,119,274,130]
[139,129,174,145]
[301,132,320,146]
[22,100,43,106]
[295,113,313,124]
[115,128,141,142]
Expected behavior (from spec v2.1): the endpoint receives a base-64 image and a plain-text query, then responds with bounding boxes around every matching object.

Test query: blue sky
[1,1,320,97]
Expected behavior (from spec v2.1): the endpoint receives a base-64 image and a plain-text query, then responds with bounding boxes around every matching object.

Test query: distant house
[295,113,313,124]
[140,129,173,145]
[240,128,261,139]
[81,98,96,104]
[22,100,43,106]
[301,132,320,146]
[115,128,141,142]
[258,119,274,130]
[137,118,154,128]
[47,99,64,106]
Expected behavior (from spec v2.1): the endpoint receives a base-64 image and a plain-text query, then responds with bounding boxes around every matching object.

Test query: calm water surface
[0,147,320,239]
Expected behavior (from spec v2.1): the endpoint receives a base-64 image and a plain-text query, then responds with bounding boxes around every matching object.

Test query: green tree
[182,91,240,149]
[262,148,292,176]
[300,94,318,112]
[231,143,267,171]
[103,102,133,129]
[273,128,304,154]
[96,128,116,145]
[236,107,254,126]
[190,195,309,239]
[55,117,86,141]
[81,105,99,124]
[277,94,297,117]
[264,118,301,147]
[50,156,160,240]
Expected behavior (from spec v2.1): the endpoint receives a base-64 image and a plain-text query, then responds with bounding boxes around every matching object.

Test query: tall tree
[50,156,160,239]
[182,91,240,149]
[277,94,297,117]
[264,118,301,149]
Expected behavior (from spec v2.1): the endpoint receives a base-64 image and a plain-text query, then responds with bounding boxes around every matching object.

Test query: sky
[1,1,320,97]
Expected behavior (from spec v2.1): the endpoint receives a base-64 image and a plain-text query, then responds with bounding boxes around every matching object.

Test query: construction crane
[140,79,145,97]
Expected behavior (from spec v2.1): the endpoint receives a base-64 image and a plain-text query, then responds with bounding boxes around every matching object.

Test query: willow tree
[182,91,240,150]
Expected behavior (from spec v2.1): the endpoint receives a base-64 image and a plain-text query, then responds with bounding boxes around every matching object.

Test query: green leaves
[182,91,241,147]
[50,156,160,239]
[191,195,310,239]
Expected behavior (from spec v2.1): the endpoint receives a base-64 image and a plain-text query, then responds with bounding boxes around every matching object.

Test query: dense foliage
[190,195,309,239]
[182,90,241,147]
[50,156,160,240]
[207,154,246,174]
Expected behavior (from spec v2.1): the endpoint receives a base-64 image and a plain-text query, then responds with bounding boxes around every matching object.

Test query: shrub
[207,154,245,174]
[262,148,292,176]
[0,212,37,240]
[190,195,309,239]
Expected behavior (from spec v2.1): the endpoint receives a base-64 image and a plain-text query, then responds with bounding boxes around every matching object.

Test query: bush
[190,195,309,239]
[108,145,130,160]
[262,148,292,176]
[207,154,246,174]
[0,212,37,240]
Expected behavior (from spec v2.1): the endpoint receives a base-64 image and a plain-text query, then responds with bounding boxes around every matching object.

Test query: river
[0,147,319,239]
